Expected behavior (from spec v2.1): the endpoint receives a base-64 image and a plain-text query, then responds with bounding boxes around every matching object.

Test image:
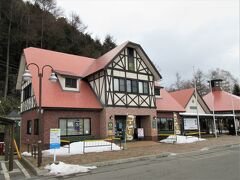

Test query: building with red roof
[16,41,165,150]
[156,89,185,136]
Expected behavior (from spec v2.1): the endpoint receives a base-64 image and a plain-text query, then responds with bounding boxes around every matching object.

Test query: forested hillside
[0,0,116,116]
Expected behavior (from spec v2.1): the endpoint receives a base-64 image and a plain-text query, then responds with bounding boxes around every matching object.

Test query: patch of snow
[160,135,206,144]
[200,147,209,151]
[21,151,32,157]
[42,140,121,157]
[170,153,177,156]
[44,161,96,176]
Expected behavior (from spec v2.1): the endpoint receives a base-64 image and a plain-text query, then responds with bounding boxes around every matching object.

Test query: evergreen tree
[232,84,240,96]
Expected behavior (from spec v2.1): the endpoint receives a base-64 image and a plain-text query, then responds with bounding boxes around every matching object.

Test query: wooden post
[4,125,9,161]
[8,124,14,171]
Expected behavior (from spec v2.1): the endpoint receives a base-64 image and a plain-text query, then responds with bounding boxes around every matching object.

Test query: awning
[179,112,238,117]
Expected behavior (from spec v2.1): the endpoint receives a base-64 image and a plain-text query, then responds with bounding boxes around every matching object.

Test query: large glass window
[143,82,149,94]
[138,82,143,94]
[59,118,91,136]
[119,79,125,92]
[65,78,77,88]
[132,80,138,93]
[127,80,132,93]
[114,78,119,91]
[128,47,135,71]
[157,118,174,132]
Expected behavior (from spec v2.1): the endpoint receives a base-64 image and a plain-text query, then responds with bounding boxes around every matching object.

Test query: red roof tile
[84,41,129,77]
[24,48,102,109]
[203,90,240,112]
[169,88,195,108]
[156,89,185,112]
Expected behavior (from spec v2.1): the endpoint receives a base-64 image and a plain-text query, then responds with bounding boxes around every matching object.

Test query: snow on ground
[200,147,209,151]
[160,135,206,144]
[21,151,32,157]
[42,140,121,156]
[45,161,97,176]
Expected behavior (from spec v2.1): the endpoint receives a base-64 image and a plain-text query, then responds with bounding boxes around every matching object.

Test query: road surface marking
[14,160,31,178]
[0,162,10,180]
[1,168,21,174]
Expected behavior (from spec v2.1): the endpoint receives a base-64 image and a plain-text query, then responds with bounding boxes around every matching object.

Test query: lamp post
[22,63,57,167]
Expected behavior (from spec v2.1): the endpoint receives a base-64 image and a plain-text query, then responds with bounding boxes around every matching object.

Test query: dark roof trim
[103,41,162,79]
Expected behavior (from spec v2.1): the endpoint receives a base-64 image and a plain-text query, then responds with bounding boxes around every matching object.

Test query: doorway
[115,116,126,139]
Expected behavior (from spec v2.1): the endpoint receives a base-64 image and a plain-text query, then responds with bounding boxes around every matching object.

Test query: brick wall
[20,108,101,151]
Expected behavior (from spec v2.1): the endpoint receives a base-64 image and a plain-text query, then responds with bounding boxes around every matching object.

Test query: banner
[126,115,135,141]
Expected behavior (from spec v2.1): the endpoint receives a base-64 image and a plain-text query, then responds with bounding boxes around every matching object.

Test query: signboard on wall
[184,118,198,130]
[50,129,61,149]
[126,115,135,141]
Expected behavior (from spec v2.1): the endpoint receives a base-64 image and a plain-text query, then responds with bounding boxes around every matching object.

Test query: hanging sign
[50,129,61,149]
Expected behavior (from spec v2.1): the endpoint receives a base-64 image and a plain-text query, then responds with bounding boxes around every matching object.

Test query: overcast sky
[56,0,239,87]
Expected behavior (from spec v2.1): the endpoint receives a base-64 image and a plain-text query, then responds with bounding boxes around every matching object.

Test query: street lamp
[22,63,57,167]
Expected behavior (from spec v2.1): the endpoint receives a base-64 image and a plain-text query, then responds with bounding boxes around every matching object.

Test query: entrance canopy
[0,116,15,125]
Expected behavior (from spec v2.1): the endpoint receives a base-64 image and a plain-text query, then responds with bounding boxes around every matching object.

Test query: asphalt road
[37,145,240,180]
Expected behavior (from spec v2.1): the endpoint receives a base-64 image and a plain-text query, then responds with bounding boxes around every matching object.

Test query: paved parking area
[0,156,33,180]
[26,135,240,168]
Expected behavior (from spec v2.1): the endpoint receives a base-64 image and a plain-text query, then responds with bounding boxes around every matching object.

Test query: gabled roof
[169,88,195,108]
[84,41,162,80]
[203,90,240,112]
[19,47,102,109]
[16,41,162,110]
[156,89,185,112]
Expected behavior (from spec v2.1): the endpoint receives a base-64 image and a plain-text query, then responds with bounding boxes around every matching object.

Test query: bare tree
[34,0,56,48]
[4,0,13,99]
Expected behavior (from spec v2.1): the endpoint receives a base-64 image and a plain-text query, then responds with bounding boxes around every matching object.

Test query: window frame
[27,120,32,134]
[114,77,125,93]
[34,119,39,135]
[154,86,161,96]
[127,47,135,71]
[157,118,174,132]
[58,118,91,136]
[65,77,77,88]
[23,83,32,101]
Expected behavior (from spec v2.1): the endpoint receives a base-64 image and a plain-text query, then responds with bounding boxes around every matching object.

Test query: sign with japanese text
[50,129,61,149]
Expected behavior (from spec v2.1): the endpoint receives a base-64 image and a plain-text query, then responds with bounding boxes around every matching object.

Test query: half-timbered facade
[88,46,156,108]
[16,41,162,150]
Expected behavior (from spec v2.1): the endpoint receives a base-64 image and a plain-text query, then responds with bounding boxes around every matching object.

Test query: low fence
[82,137,122,154]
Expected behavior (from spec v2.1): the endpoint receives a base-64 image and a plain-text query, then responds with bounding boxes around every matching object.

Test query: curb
[20,157,48,176]
[85,153,170,167]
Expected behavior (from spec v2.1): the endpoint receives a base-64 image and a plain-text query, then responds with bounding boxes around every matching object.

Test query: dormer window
[65,78,77,88]
[128,47,135,71]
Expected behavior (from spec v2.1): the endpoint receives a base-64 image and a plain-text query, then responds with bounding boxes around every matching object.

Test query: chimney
[208,79,223,91]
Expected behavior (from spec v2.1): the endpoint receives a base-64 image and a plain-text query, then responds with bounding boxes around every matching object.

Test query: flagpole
[209,80,217,138]
[193,67,201,139]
